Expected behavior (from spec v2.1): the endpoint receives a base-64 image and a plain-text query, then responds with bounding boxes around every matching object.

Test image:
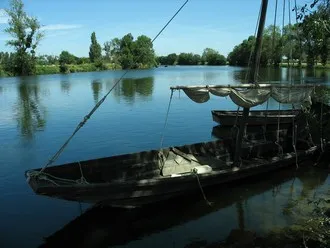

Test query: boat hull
[211,109,300,126]
[26,144,317,207]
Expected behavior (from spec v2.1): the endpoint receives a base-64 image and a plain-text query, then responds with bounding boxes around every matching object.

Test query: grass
[35,63,122,75]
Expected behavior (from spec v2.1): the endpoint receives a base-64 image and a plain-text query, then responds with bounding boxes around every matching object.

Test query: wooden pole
[233,0,269,167]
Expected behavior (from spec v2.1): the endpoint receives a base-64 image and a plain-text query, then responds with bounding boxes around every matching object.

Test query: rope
[263,99,269,141]
[272,0,278,66]
[288,0,293,82]
[77,162,89,184]
[245,3,262,82]
[39,0,190,173]
[291,104,298,169]
[160,90,174,148]
[294,0,304,74]
[282,0,286,36]
[275,102,283,156]
[192,168,213,206]
[320,100,324,152]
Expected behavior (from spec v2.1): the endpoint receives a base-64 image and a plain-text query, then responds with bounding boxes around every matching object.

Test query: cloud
[0,9,8,24]
[40,24,82,31]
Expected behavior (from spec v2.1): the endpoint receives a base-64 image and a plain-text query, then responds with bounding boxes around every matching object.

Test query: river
[0,66,329,247]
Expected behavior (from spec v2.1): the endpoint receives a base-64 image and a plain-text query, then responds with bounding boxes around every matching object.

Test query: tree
[177,53,200,65]
[4,0,44,75]
[133,35,156,68]
[202,48,226,65]
[89,32,102,63]
[119,33,135,69]
[59,51,77,65]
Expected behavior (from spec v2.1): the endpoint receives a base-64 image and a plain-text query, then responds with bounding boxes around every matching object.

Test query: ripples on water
[0,66,329,247]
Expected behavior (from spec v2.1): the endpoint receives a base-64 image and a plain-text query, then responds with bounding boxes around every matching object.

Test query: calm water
[0,66,329,247]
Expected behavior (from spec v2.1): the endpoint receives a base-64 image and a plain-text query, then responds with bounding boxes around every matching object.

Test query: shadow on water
[14,77,46,139]
[39,165,329,248]
[111,77,154,104]
[91,79,103,104]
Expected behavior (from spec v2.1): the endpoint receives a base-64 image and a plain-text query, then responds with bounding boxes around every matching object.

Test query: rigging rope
[160,90,174,149]
[245,3,262,82]
[272,0,278,66]
[39,0,190,173]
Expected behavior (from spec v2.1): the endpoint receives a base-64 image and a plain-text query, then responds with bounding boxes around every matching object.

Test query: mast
[233,0,269,167]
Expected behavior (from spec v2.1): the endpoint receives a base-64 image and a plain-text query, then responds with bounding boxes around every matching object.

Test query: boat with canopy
[24,0,327,207]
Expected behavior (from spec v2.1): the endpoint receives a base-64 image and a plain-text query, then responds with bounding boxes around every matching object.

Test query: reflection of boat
[39,167,299,248]
[211,109,300,126]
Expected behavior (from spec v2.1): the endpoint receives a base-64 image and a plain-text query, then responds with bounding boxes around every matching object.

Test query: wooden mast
[233,0,269,167]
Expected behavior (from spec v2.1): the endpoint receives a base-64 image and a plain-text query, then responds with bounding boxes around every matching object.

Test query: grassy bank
[280,62,330,69]
[36,63,122,75]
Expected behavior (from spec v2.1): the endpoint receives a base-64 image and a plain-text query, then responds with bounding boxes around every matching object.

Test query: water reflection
[91,79,103,104]
[233,67,330,83]
[112,77,154,104]
[60,80,70,94]
[39,167,328,248]
[14,78,46,138]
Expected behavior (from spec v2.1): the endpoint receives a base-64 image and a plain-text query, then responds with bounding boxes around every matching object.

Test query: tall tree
[133,35,155,68]
[4,0,44,76]
[89,32,102,63]
[119,33,135,69]
[202,48,226,65]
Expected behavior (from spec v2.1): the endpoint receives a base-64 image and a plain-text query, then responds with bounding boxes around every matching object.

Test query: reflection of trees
[0,86,3,95]
[113,77,154,104]
[203,71,218,82]
[15,79,46,138]
[233,67,329,83]
[60,80,71,94]
[91,80,103,104]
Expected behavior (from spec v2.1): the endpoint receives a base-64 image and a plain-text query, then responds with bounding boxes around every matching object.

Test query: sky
[0,0,304,57]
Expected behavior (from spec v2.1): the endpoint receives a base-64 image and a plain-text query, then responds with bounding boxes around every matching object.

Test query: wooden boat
[211,109,300,126]
[25,0,325,208]
[211,123,291,140]
[25,138,317,207]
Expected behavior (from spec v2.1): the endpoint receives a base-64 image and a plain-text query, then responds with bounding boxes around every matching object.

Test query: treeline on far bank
[157,48,226,66]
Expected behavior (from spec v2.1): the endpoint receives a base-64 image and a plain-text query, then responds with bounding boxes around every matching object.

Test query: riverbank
[280,62,330,69]
[36,63,122,75]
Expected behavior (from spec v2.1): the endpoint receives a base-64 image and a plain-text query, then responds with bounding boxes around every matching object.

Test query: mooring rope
[320,100,324,152]
[291,104,298,169]
[37,0,190,174]
[192,168,213,206]
[275,102,283,156]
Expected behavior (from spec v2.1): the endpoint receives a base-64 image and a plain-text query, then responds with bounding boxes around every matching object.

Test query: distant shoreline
[1,63,329,78]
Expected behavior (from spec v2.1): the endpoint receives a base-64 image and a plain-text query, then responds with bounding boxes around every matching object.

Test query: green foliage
[202,48,226,65]
[133,35,156,68]
[227,36,255,66]
[177,52,201,65]
[36,65,60,75]
[89,32,102,63]
[158,53,178,65]
[59,51,77,65]
[4,0,44,76]
[106,33,156,69]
